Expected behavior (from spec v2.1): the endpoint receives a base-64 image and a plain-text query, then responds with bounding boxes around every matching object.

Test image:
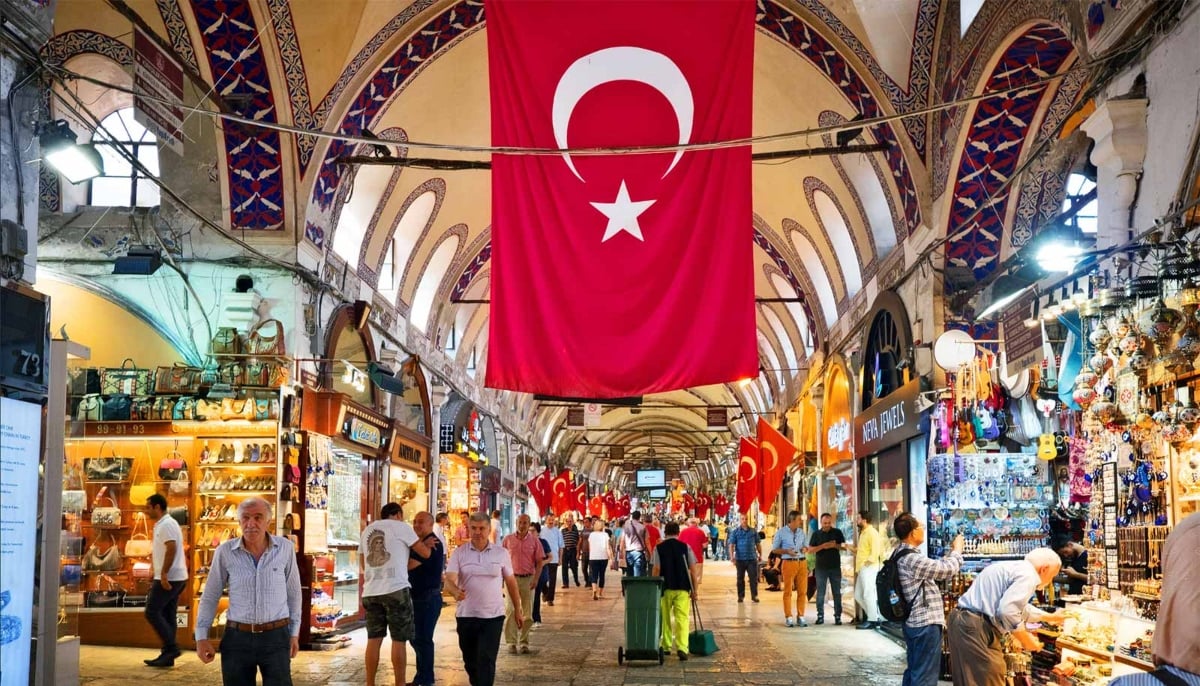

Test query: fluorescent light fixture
[976,283,1033,320]
[39,120,104,184]
[1036,243,1085,273]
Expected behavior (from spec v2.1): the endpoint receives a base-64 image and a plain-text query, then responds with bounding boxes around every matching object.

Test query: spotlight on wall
[352,300,372,330]
[112,246,163,275]
[39,120,104,183]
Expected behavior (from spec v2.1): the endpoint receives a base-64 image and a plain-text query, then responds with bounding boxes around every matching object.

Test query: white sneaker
[797,617,808,627]
[785,617,795,627]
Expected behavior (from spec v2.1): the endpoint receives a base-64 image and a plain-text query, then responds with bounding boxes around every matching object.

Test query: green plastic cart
[618,575,665,665]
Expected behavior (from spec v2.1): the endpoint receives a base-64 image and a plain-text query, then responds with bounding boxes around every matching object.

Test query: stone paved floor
[79,562,914,685]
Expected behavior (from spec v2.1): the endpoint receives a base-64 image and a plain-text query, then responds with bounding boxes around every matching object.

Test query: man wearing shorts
[360,502,431,686]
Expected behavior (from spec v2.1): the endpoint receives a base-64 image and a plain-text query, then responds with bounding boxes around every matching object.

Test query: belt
[226,618,289,633]
[514,574,533,577]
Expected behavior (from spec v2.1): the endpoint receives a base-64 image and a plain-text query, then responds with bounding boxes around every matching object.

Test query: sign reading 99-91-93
[0,397,42,686]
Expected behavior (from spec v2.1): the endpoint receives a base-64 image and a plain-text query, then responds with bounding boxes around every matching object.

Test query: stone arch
[804,178,866,296]
[409,225,467,333]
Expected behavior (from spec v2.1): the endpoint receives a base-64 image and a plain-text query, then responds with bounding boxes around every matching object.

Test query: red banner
[714,493,731,518]
[695,492,712,520]
[589,495,605,518]
[527,468,553,514]
[757,417,796,515]
[618,494,631,519]
[736,437,760,514]
[485,0,758,397]
[551,470,573,514]
[573,482,588,514]
[603,491,617,519]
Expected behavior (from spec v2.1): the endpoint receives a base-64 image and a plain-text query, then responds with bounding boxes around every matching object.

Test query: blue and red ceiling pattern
[190,0,285,232]
[943,23,1074,285]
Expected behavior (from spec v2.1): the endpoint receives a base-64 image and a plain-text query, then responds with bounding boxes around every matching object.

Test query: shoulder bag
[82,533,122,572]
[100,358,153,396]
[75,394,102,422]
[84,444,133,482]
[85,574,126,607]
[211,327,242,356]
[170,470,191,495]
[90,494,123,528]
[154,364,202,395]
[129,447,156,504]
[247,318,286,357]
[159,450,187,480]
[124,513,153,558]
[101,393,132,421]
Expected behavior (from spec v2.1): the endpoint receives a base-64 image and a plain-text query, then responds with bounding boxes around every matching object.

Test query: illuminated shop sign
[346,417,382,449]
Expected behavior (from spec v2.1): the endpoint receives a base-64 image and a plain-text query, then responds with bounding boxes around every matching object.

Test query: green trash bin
[618,575,665,665]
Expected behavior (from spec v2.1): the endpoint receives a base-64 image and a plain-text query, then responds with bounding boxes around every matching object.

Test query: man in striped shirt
[560,515,581,588]
[195,497,302,686]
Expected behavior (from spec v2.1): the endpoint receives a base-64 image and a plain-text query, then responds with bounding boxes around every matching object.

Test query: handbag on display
[101,394,132,421]
[173,397,196,421]
[151,397,174,420]
[195,398,222,420]
[85,574,126,607]
[84,447,133,482]
[282,393,302,428]
[68,367,101,395]
[270,364,290,387]
[254,398,279,421]
[90,495,123,527]
[128,449,156,503]
[62,489,86,512]
[131,560,153,579]
[220,398,255,421]
[245,361,270,387]
[211,327,243,355]
[60,563,83,586]
[159,451,187,480]
[168,505,189,527]
[154,364,202,395]
[124,514,153,558]
[82,534,122,572]
[169,471,191,496]
[100,358,153,396]
[129,397,154,421]
[246,319,286,357]
[61,530,86,557]
[218,362,246,386]
[76,394,102,422]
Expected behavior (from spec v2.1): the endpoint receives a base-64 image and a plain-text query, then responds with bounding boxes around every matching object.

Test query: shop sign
[567,406,585,429]
[133,27,184,154]
[822,365,853,467]
[826,419,851,452]
[1002,290,1041,370]
[853,378,926,457]
[0,398,41,685]
[346,416,383,449]
[706,407,728,429]
[393,433,427,468]
[584,403,602,427]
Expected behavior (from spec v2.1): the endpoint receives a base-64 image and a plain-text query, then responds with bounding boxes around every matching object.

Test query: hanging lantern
[1089,323,1112,349]
[1137,300,1183,341]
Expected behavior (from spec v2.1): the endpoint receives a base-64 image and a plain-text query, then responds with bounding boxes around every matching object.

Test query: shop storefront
[386,357,433,519]
[820,360,856,539]
[437,394,487,550]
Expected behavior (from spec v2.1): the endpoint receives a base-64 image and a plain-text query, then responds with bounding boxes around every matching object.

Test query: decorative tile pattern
[351,128,409,288]
[753,226,822,348]
[757,1,922,236]
[155,0,198,71]
[942,23,1075,284]
[306,1,485,245]
[263,0,316,168]
[190,0,285,231]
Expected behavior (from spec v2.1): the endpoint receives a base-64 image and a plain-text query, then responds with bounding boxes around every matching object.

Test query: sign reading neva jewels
[853,378,926,456]
[0,398,42,686]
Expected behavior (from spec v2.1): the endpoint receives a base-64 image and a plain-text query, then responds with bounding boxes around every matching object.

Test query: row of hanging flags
[736,418,800,516]
[484,0,759,398]
[526,466,735,520]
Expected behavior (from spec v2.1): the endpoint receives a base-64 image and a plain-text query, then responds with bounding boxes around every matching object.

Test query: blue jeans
[902,623,943,686]
[410,588,443,686]
[814,568,842,619]
[219,626,292,686]
[625,550,647,577]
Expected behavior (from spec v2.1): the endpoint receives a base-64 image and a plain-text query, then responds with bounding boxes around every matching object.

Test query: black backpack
[876,547,919,622]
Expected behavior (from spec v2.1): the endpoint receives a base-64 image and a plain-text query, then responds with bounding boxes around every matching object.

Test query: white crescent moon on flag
[762,442,779,473]
[552,46,694,182]
[739,454,758,482]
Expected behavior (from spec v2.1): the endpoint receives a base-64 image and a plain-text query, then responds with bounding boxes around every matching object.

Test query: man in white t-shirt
[360,502,432,686]
[143,493,188,668]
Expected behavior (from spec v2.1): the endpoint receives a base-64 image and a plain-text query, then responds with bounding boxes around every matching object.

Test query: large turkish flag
[486,0,757,398]
[527,468,553,513]
[757,417,796,514]
[551,470,573,514]
[736,437,760,515]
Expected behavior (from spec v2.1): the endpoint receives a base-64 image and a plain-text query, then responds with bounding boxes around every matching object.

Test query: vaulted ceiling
[43,0,1091,488]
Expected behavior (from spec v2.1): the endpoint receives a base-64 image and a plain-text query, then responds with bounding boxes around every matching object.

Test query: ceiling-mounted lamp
[39,119,104,183]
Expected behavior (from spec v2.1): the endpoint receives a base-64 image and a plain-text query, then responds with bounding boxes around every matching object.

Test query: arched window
[89,108,160,207]
[1061,173,1098,234]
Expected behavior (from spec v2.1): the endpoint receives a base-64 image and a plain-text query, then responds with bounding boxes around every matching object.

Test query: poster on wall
[0,397,42,686]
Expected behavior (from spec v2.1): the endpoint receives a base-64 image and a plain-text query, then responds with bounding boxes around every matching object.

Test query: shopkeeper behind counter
[1051,535,1088,595]
[1109,512,1200,686]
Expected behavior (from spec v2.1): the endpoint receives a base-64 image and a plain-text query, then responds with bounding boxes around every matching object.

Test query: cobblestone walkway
[79,562,910,685]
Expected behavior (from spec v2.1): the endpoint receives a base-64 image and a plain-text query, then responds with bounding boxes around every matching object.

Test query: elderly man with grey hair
[195,496,302,686]
[947,548,1067,686]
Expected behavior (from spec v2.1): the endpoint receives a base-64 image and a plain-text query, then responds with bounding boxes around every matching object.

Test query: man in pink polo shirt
[445,512,524,686]
[501,513,545,654]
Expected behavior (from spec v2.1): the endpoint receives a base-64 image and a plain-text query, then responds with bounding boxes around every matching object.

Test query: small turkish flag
[618,494,631,518]
[589,495,605,518]
[757,418,796,514]
[714,493,731,517]
[573,482,588,514]
[736,437,760,514]
[527,468,553,514]
[603,491,617,518]
[695,492,711,520]
[486,0,757,397]
[682,492,695,514]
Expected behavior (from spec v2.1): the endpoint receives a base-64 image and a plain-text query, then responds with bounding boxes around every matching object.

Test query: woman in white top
[586,519,611,599]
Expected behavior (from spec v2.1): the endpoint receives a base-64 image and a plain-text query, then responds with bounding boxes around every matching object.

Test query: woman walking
[587,519,611,599]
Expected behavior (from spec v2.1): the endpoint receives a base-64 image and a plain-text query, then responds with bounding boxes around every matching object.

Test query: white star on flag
[590,180,656,242]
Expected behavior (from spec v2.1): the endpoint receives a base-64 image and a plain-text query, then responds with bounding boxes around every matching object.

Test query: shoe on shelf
[785,617,794,627]
[677,650,688,661]
[797,617,808,627]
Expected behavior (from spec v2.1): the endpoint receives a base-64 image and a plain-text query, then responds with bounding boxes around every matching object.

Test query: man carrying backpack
[884,513,963,686]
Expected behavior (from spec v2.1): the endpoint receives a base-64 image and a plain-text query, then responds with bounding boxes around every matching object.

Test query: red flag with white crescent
[603,490,617,518]
[714,493,731,517]
[736,437,760,514]
[573,482,588,514]
[695,492,711,520]
[485,0,757,397]
[589,495,605,517]
[551,470,572,514]
[757,417,796,514]
[527,467,553,513]
[618,494,631,518]
[682,492,695,515]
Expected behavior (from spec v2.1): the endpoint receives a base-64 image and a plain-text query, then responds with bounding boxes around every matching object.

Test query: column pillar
[427,377,449,512]
[1080,99,1148,250]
